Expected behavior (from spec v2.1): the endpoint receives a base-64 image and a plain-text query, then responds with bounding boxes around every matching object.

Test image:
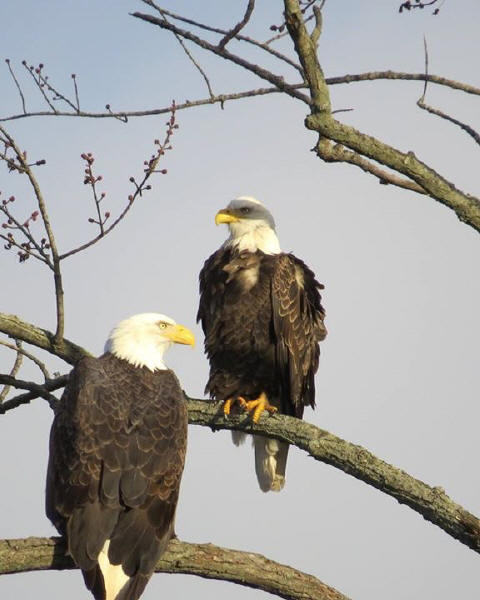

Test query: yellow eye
[158,322,168,329]
[241,206,250,214]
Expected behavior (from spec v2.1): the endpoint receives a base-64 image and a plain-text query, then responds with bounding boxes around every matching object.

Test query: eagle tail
[253,435,289,492]
[231,431,247,446]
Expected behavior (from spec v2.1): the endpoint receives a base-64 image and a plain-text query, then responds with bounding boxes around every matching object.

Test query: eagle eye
[240,206,251,214]
[158,321,168,330]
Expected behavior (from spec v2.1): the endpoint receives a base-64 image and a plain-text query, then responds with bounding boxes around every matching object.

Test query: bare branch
[139,1,301,72]
[1,71,479,125]
[0,374,64,411]
[5,59,26,113]
[0,374,68,414]
[218,0,255,49]
[0,339,50,379]
[283,0,480,233]
[0,537,349,600]
[131,11,311,104]
[59,105,177,260]
[316,141,427,194]
[0,312,89,365]
[186,398,480,553]
[418,37,480,146]
[156,10,215,98]
[0,341,23,403]
[0,126,65,338]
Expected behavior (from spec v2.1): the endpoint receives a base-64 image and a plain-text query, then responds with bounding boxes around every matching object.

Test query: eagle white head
[105,312,195,371]
[215,196,281,255]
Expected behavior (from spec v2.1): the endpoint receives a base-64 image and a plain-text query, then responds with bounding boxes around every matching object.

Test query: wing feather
[271,253,326,416]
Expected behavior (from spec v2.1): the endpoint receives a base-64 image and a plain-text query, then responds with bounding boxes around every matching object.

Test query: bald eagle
[198,197,327,492]
[46,313,194,600]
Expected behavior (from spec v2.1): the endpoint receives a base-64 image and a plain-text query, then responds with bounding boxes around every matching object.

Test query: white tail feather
[253,435,289,492]
[98,540,130,600]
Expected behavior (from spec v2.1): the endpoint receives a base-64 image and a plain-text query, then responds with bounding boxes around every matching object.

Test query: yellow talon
[239,392,277,423]
[223,397,234,416]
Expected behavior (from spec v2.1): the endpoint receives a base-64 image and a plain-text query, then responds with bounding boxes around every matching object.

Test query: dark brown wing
[46,354,187,600]
[271,253,327,417]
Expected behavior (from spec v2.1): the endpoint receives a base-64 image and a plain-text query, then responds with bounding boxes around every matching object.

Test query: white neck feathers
[225,222,281,254]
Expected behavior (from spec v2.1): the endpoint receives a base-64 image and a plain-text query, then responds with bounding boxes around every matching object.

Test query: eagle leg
[237,392,277,423]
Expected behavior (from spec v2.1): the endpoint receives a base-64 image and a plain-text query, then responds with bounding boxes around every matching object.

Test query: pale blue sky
[1,1,479,599]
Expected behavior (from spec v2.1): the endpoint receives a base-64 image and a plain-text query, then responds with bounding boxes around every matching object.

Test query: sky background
[1,1,479,599]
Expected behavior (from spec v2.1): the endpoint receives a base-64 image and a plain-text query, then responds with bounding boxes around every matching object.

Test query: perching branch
[0,537,349,600]
[0,324,477,557]
[186,399,480,554]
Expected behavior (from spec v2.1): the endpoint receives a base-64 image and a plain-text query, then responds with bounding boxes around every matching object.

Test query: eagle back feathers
[46,353,187,600]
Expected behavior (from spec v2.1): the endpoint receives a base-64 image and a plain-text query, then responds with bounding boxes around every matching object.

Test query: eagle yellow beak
[215,209,241,225]
[166,324,195,347]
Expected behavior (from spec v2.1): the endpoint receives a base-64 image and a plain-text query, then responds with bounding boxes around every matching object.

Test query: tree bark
[0,536,349,600]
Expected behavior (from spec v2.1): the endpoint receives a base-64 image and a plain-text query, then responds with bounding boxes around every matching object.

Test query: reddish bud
[129,176,135,182]
[105,104,110,110]
[88,218,95,223]
[97,175,103,181]
[5,58,10,64]
[100,192,106,198]
[128,195,134,203]
[21,60,27,65]
[104,211,110,218]
[9,196,15,202]
[39,63,44,69]
[145,185,151,190]
[160,169,168,174]
[1,223,7,229]
[71,73,76,78]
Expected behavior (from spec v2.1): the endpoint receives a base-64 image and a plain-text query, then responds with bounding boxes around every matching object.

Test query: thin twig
[156,9,215,98]
[0,126,64,341]
[417,37,480,146]
[60,105,177,260]
[218,0,255,49]
[22,62,57,113]
[72,74,80,111]
[0,341,23,403]
[2,71,479,124]
[140,1,301,72]
[5,59,26,113]
[0,339,50,379]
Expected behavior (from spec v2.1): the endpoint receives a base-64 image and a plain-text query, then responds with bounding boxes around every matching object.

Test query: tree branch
[0,313,89,365]
[186,399,480,554]
[0,374,68,414]
[0,314,477,553]
[0,537,349,600]
[0,126,65,337]
[131,11,311,104]
[283,0,480,233]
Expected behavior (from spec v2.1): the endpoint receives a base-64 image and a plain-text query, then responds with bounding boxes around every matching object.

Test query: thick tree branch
[0,313,89,365]
[186,399,480,554]
[283,0,480,233]
[0,314,477,553]
[0,537,349,600]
